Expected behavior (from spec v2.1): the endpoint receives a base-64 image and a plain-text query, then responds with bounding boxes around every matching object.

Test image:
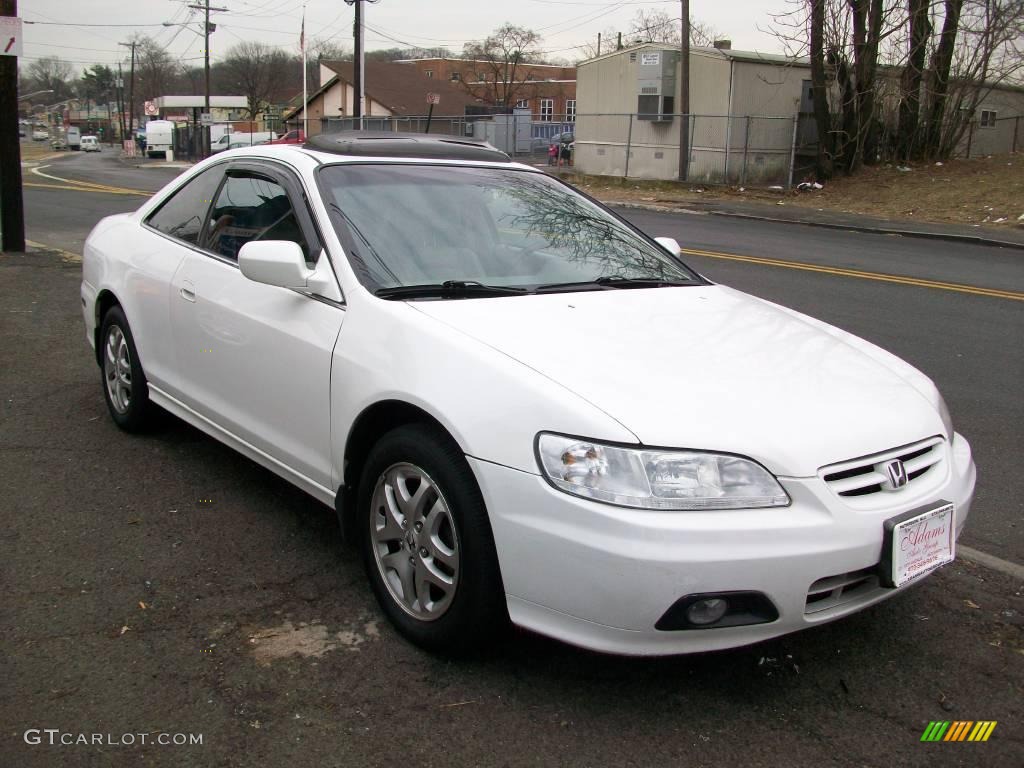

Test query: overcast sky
[23,0,790,73]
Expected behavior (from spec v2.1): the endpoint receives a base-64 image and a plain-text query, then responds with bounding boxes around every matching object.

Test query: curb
[604,200,1024,251]
[958,545,1024,581]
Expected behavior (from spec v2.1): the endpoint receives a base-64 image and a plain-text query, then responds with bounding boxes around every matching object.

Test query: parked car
[81,135,101,152]
[32,129,49,141]
[266,128,306,145]
[81,133,975,657]
[211,131,274,153]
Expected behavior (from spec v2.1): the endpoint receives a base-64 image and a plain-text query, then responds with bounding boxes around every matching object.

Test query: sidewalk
[602,196,1024,250]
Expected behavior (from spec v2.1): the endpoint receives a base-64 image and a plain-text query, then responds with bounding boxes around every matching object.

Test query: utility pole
[678,0,690,181]
[0,0,24,251]
[116,62,125,141]
[188,2,227,116]
[345,0,366,128]
[188,2,226,159]
[119,41,137,142]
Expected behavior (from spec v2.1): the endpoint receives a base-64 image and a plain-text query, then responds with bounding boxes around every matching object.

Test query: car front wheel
[358,424,507,654]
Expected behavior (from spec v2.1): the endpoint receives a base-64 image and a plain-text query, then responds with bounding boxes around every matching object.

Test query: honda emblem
[885,459,908,490]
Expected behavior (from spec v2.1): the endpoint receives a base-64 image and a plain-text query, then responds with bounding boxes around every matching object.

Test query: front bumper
[470,433,975,655]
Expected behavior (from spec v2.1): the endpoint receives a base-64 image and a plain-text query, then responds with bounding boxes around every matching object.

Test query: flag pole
[301,5,307,136]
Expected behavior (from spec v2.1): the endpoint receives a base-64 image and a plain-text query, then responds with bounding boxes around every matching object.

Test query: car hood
[409,285,944,476]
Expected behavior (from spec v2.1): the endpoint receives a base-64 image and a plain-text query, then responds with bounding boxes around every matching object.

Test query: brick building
[395,57,577,122]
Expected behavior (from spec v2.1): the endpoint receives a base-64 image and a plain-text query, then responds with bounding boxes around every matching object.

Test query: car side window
[145,167,224,246]
[203,173,310,263]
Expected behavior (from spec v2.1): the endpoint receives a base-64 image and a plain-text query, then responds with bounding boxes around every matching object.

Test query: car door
[134,164,226,393]
[168,160,344,494]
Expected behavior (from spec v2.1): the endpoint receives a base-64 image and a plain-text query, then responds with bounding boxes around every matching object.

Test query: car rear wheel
[358,423,507,654]
[100,306,153,432]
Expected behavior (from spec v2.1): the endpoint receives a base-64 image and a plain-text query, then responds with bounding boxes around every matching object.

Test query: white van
[144,120,175,158]
[211,131,273,153]
[81,136,101,152]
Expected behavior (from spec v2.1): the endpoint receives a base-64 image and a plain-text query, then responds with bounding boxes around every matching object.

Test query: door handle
[179,281,196,302]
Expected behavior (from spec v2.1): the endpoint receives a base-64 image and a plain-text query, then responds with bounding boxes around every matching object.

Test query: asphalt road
[3,152,1022,767]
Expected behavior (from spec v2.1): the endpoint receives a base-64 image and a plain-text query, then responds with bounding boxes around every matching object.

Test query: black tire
[99,306,153,432]
[357,423,508,654]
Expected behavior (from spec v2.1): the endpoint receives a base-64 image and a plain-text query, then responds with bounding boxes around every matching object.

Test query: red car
[265,129,306,145]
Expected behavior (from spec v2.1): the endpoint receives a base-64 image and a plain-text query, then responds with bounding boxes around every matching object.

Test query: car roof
[304,131,511,163]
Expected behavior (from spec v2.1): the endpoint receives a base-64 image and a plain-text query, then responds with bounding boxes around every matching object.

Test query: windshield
[318,164,700,293]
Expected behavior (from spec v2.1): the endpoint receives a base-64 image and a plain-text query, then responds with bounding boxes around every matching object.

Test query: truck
[144,120,175,159]
[67,126,81,151]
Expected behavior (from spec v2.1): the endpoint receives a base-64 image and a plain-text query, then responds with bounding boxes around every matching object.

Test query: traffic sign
[199,112,213,126]
[144,100,158,116]
[0,17,23,57]
[426,92,440,106]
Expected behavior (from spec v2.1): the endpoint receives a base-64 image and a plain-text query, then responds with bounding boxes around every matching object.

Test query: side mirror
[238,241,314,289]
[655,236,681,255]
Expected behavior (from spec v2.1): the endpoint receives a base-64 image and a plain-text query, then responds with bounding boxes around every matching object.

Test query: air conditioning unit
[636,49,677,122]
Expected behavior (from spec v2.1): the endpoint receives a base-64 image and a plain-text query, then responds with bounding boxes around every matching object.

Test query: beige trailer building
[576,42,809,183]
[576,42,1024,183]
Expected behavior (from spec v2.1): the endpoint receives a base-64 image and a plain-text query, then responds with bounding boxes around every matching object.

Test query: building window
[566,99,576,122]
[979,109,997,128]
[424,70,433,79]
[515,99,530,110]
[450,72,461,82]
[540,98,553,122]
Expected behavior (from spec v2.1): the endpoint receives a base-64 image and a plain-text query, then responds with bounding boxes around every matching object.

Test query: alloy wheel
[104,325,132,414]
[370,462,460,620]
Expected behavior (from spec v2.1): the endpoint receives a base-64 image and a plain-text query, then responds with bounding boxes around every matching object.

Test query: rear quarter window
[146,167,225,246]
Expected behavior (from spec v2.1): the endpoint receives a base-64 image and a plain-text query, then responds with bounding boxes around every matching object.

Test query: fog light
[686,598,729,626]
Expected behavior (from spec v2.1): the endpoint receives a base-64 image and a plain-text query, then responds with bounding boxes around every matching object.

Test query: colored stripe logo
[921,721,997,742]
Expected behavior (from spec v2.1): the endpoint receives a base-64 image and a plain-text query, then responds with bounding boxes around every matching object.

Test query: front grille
[805,566,881,614]
[821,437,945,500]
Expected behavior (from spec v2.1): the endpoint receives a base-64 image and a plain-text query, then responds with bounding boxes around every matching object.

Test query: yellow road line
[26,239,81,263]
[30,165,152,196]
[680,246,1024,302]
[24,182,150,196]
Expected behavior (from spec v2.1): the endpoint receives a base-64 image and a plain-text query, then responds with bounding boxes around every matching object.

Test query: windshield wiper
[534,275,694,293]
[374,280,531,300]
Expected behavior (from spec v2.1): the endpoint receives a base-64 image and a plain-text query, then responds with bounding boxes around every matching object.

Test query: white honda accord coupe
[81,133,976,656]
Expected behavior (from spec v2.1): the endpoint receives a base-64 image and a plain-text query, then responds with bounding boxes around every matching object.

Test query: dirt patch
[20,143,64,163]
[569,153,1024,230]
[247,618,381,665]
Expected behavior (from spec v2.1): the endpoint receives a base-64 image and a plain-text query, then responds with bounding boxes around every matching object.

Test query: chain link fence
[309,112,807,188]
[573,113,804,187]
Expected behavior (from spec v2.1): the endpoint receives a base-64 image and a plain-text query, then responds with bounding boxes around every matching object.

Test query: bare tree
[304,38,351,89]
[770,1,904,175]
[461,24,543,108]
[577,10,722,59]
[219,41,292,119]
[25,56,74,102]
[630,9,721,46]
[924,0,1023,157]
[897,0,931,159]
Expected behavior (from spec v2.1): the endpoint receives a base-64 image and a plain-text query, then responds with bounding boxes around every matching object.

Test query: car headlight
[536,433,790,510]
[937,393,954,442]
